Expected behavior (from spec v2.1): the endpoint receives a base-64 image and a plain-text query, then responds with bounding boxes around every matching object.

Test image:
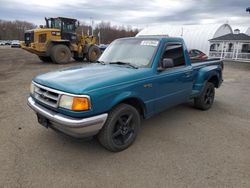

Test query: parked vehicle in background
[11,40,21,48]
[28,37,223,152]
[99,44,109,53]
[189,49,208,61]
[4,41,11,45]
[0,41,5,45]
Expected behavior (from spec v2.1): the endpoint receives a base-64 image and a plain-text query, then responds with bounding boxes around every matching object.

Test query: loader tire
[51,45,71,64]
[86,45,101,62]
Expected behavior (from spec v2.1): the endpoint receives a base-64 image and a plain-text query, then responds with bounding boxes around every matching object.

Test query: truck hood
[33,64,151,94]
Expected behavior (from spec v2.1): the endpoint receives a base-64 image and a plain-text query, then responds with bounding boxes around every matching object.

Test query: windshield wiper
[95,60,106,65]
[109,61,138,69]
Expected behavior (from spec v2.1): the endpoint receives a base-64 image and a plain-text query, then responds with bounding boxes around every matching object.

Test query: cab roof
[120,36,185,44]
[47,17,77,22]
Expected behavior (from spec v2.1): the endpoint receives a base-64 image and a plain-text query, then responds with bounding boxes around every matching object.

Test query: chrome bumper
[27,97,108,138]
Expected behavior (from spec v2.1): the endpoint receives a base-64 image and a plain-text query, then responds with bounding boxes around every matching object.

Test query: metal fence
[209,51,250,62]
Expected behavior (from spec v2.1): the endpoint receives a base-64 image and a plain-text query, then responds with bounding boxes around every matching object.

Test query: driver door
[152,43,193,113]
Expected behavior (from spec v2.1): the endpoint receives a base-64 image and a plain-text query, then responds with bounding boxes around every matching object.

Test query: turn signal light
[72,97,90,111]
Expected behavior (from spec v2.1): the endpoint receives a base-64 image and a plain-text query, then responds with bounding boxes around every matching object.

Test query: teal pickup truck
[28,37,223,152]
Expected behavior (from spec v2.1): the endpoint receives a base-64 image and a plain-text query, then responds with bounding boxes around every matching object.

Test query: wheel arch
[194,66,221,92]
[110,96,147,119]
[208,75,219,88]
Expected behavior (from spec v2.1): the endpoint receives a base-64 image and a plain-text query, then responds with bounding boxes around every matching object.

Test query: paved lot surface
[0,47,250,188]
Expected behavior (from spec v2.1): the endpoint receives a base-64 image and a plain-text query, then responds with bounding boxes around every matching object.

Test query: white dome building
[246,28,250,36]
[136,24,233,54]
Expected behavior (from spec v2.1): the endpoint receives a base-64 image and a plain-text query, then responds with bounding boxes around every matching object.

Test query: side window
[189,50,194,56]
[194,50,201,55]
[161,44,185,67]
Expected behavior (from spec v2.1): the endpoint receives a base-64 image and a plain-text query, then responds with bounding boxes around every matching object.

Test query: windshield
[48,19,61,29]
[99,38,159,67]
[47,18,76,31]
[63,23,75,31]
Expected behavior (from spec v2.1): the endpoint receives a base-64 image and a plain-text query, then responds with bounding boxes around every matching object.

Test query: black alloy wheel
[194,82,215,110]
[98,104,140,152]
[112,112,136,146]
[204,85,215,106]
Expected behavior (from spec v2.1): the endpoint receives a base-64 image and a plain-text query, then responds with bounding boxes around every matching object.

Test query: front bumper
[27,97,108,138]
[21,45,46,56]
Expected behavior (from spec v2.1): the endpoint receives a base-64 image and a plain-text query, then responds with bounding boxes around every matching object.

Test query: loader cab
[45,17,78,42]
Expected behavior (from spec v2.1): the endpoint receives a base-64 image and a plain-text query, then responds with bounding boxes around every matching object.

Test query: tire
[98,104,141,152]
[38,56,52,62]
[194,82,215,110]
[50,44,71,64]
[86,45,101,62]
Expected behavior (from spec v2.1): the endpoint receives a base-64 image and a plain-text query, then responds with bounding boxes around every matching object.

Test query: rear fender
[193,65,221,92]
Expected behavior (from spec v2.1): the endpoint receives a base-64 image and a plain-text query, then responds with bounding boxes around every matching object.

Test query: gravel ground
[0,47,250,188]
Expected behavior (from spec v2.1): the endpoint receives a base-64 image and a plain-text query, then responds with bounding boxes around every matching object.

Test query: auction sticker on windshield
[140,40,159,47]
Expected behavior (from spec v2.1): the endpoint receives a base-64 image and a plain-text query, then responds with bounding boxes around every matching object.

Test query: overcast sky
[0,0,249,28]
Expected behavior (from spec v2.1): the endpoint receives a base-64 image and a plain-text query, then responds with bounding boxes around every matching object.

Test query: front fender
[89,89,147,118]
[109,91,146,112]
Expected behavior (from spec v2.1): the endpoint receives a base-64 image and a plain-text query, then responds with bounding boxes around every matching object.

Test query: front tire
[51,44,71,64]
[98,104,141,152]
[194,82,215,110]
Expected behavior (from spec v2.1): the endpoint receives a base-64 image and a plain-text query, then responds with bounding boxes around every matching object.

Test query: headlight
[59,95,91,111]
[51,31,61,36]
[30,83,35,95]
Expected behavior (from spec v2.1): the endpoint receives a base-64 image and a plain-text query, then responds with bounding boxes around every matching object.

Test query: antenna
[181,27,183,37]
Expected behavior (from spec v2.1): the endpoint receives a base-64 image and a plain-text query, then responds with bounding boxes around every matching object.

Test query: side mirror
[162,58,174,68]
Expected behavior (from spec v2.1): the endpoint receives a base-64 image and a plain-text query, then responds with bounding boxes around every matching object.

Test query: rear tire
[98,104,140,152]
[86,45,101,62]
[51,45,71,64]
[38,56,52,62]
[194,82,215,110]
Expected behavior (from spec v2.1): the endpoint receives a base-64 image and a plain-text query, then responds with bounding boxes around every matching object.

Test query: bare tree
[0,20,36,40]
[0,19,139,43]
[77,21,139,44]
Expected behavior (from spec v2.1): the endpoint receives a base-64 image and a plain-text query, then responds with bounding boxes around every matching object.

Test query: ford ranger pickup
[27,37,223,152]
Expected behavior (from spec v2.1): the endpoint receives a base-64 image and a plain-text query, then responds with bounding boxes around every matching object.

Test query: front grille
[24,31,34,46]
[33,84,60,108]
[39,33,47,43]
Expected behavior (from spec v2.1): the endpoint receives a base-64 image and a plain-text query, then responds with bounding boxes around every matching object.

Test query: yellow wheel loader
[21,17,101,64]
